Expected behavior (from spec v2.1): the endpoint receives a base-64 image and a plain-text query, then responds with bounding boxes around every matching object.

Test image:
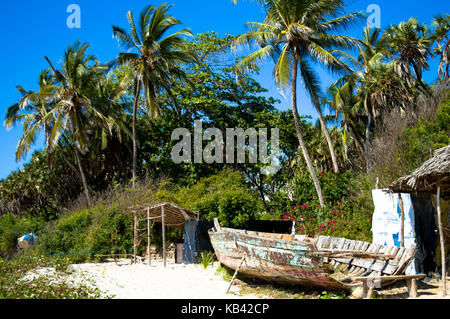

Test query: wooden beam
[351,274,426,281]
[437,185,447,297]
[226,255,246,294]
[133,213,138,265]
[398,193,405,247]
[147,208,151,267]
[162,205,166,268]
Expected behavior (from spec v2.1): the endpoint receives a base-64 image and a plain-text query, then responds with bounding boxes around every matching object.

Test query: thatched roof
[388,145,450,199]
[129,202,199,227]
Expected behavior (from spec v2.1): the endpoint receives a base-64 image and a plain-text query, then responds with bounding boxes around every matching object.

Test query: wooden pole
[133,213,137,264]
[398,193,405,247]
[437,185,447,297]
[162,205,166,268]
[147,208,151,267]
[226,255,246,294]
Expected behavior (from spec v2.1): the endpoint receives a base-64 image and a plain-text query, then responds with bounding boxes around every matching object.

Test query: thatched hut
[389,145,450,198]
[388,145,450,296]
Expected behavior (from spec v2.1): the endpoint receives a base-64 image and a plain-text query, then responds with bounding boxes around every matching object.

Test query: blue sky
[0,0,449,180]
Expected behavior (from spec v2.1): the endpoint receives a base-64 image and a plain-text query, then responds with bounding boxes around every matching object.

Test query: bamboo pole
[398,193,405,247]
[437,185,447,297]
[147,208,151,267]
[162,205,166,268]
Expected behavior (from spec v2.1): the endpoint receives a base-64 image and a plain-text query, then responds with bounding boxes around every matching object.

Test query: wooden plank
[316,236,327,248]
[360,241,370,252]
[324,236,331,249]
[352,274,426,281]
[382,246,401,274]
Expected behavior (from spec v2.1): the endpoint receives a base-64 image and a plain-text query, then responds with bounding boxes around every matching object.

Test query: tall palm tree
[233,0,362,207]
[330,26,388,172]
[384,17,434,89]
[42,41,116,205]
[5,70,55,162]
[112,4,193,188]
[432,14,450,80]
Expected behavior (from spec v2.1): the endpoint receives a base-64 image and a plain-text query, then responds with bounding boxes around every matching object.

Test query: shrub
[199,251,216,269]
[282,200,372,242]
[156,169,263,228]
[291,171,354,207]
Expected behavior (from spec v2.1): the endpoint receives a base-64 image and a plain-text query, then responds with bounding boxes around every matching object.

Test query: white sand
[67,259,260,299]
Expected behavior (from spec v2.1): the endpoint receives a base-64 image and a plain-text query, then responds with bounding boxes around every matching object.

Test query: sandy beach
[20,258,449,299]
[64,259,259,299]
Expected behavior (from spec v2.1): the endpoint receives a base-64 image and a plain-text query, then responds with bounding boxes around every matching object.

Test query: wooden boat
[208,220,418,291]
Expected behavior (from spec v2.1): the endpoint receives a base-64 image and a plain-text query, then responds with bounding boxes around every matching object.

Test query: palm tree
[112,4,193,188]
[384,17,434,89]
[233,0,362,207]
[5,70,55,162]
[326,81,365,158]
[432,14,450,80]
[42,41,116,205]
[330,26,388,172]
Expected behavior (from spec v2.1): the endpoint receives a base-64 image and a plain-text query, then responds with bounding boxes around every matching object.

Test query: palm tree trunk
[314,98,339,174]
[73,142,91,206]
[132,80,141,189]
[292,55,325,207]
[364,95,372,173]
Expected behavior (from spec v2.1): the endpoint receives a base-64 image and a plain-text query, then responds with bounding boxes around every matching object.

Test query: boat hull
[209,228,348,290]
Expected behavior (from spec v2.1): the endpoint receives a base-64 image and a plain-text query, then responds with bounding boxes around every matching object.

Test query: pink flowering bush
[280,201,372,241]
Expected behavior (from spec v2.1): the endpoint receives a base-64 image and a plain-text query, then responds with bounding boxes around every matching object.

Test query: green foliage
[398,98,450,172]
[37,204,134,260]
[156,169,262,228]
[0,256,109,299]
[291,171,354,205]
[0,213,46,255]
[199,251,216,269]
[0,151,80,218]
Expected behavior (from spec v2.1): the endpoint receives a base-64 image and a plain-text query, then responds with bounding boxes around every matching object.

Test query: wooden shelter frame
[129,202,199,267]
[387,145,449,296]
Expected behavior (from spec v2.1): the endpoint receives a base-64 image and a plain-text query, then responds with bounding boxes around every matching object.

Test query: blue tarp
[17,232,36,248]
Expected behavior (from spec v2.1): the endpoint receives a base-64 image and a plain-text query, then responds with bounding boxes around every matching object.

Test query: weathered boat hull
[209,224,418,290]
[209,227,348,290]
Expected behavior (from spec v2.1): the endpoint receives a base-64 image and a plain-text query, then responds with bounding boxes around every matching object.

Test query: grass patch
[239,283,349,299]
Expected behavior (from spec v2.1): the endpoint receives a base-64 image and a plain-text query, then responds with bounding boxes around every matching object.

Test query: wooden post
[406,278,418,298]
[147,208,151,267]
[133,213,138,265]
[226,255,246,294]
[162,205,166,268]
[398,193,405,247]
[437,185,447,297]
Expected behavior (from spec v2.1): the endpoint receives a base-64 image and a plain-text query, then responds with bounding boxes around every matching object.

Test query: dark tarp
[244,220,294,234]
[412,194,438,275]
[183,220,214,264]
